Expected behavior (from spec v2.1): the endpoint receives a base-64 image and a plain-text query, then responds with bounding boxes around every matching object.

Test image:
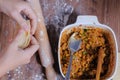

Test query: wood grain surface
[0,0,119,80]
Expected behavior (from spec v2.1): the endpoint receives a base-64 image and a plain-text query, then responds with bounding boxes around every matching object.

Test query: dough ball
[18,31,30,49]
[18,21,31,49]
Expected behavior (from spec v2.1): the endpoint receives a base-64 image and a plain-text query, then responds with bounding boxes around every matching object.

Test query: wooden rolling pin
[96,47,105,80]
[27,0,57,80]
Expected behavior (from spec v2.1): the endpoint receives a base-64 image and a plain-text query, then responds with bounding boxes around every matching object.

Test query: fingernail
[32,31,34,35]
[24,26,29,31]
[30,31,34,35]
[20,29,24,33]
[8,38,13,42]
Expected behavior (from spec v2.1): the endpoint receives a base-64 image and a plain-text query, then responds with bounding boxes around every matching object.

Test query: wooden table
[0,0,119,80]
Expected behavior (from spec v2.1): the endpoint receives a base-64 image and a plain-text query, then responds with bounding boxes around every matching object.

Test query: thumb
[23,36,39,57]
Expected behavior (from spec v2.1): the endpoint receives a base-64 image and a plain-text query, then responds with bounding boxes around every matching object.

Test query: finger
[22,6,37,35]
[10,11,29,31]
[24,44,39,57]
[23,37,39,56]
[30,36,39,45]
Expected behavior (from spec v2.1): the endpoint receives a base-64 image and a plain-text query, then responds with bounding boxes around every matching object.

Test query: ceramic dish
[58,15,118,80]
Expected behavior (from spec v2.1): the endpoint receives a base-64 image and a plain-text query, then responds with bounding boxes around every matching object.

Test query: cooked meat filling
[60,25,111,79]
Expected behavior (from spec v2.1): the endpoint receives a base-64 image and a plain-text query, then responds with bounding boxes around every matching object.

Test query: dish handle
[75,15,100,25]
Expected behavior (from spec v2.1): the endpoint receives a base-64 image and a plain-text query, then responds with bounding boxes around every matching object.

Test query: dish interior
[59,25,115,79]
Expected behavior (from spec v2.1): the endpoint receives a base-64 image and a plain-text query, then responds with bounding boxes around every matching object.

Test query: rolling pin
[96,47,105,80]
[27,0,57,80]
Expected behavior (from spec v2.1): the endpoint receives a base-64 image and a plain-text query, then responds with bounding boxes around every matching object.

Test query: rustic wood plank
[103,0,120,52]
[0,0,120,79]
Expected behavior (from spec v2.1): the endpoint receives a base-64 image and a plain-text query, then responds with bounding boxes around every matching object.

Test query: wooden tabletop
[0,0,119,80]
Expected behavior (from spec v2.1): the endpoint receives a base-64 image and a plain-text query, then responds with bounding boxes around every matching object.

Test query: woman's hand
[0,29,39,77]
[0,0,37,34]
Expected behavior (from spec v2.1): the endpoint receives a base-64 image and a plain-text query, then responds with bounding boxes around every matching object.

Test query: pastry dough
[18,21,31,49]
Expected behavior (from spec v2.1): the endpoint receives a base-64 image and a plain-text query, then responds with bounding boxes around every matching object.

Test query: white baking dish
[58,15,118,80]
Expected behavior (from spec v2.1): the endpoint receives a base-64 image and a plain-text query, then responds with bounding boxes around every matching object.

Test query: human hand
[0,29,39,77]
[0,0,37,34]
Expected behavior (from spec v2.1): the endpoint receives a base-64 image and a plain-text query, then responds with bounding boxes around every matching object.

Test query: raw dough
[18,21,31,49]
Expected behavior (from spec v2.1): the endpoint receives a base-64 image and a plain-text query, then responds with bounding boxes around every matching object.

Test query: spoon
[96,47,105,80]
[65,32,82,80]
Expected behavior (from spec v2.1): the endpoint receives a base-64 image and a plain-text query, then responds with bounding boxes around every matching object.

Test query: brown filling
[60,25,114,79]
